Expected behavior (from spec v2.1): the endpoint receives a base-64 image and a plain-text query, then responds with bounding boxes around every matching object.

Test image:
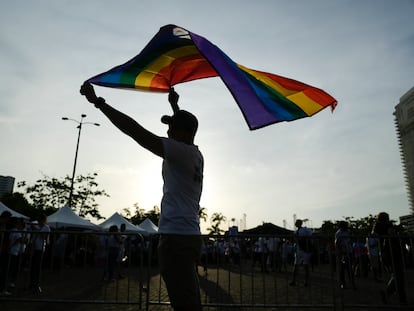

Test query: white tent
[0,201,29,219]
[47,204,101,230]
[99,212,147,234]
[139,218,158,235]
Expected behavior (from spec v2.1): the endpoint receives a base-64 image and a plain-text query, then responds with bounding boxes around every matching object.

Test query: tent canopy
[99,212,147,235]
[0,201,29,219]
[47,204,101,231]
[243,222,293,236]
[139,218,158,235]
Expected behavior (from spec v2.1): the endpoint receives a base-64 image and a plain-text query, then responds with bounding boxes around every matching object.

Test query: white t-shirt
[335,229,353,254]
[9,229,24,256]
[158,138,203,235]
[296,227,313,252]
[33,224,50,252]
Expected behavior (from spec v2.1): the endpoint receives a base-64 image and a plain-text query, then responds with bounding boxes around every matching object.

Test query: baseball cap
[161,110,198,135]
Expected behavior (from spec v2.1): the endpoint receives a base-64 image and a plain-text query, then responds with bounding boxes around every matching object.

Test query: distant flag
[87,24,337,130]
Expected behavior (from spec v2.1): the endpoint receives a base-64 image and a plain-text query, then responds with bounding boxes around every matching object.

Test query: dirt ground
[1,261,413,311]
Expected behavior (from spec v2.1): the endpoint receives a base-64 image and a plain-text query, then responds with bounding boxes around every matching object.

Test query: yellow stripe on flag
[135,46,200,89]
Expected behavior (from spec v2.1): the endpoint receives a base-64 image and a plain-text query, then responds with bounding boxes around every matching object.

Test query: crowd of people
[198,234,294,276]
[333,212,408,304]
[1,208,411,307]
[198,215,410,305]
[98,223,132,282]
[0,211,50,296]
[0,210,152,296]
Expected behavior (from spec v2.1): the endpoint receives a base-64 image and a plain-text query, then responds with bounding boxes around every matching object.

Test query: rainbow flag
[87,25,337,130]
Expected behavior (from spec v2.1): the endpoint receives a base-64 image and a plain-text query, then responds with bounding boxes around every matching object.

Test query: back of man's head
[161,110,198,137]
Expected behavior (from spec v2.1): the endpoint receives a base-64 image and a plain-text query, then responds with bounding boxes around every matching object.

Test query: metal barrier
[0,230,147,310]
[0,230,413,310]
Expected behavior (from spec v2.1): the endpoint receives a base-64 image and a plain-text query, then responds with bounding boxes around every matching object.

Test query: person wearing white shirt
[290,219,312,286]
[7,217,28,289]
[29,214,50,293]
[80,83,204,311]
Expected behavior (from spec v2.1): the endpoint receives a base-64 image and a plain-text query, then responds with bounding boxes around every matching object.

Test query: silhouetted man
[80,83,203,311]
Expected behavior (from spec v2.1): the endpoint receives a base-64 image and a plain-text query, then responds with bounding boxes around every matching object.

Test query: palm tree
[207,212,227,235]
[198,206,208,222]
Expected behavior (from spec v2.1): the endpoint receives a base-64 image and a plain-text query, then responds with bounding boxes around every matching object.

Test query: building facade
[399,214,414,233]
[0,175,15,198]
[394,86,414,215]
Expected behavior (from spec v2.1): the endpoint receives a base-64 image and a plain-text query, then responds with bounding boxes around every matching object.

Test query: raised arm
[80,82,164,157]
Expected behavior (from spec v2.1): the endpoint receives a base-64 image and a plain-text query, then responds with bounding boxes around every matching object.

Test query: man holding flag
[80,82,204,311]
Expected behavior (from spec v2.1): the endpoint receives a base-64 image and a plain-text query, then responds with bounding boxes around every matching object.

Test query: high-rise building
[399,214,414,233]
[394,86,414,215]
[0,175,15,198]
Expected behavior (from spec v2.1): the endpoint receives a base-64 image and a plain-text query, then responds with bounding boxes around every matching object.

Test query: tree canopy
[16,172,108,220]
[1,171,406,235]
[207,212,227,235]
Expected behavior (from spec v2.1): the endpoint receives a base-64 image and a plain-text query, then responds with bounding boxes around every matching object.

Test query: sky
[1,0,414,232]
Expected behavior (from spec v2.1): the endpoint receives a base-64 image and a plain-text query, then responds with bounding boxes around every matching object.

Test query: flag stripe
[87,25,337,130]
[240,66,308,120]
[242,67,329,117]
[134,46,200,90]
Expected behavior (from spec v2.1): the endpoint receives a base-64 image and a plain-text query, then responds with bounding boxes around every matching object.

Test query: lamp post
[62,114,100,207]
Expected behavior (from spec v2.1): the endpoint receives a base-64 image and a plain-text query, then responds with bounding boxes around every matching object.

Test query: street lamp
[62,114,100,207]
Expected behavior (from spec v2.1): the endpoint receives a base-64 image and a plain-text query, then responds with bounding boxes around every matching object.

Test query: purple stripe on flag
[190,32,277,129]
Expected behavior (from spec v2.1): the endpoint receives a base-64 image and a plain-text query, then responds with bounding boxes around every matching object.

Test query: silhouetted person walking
[290,219,312,286]
[335,221,355,289]
[373,212,407,304]
[29,214,50,294]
